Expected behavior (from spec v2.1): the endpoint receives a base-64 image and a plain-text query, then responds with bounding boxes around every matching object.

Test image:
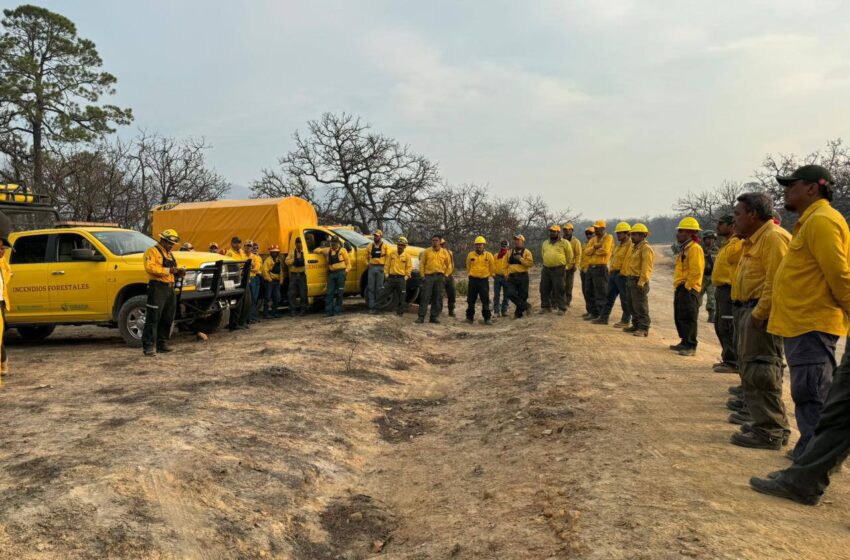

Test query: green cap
[702,229,716,238]
[776,164,834,187]
[718,214,734,225]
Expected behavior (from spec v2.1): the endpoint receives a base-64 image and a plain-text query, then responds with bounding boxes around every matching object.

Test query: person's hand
[169,266,179,274]
[750,314,766,331]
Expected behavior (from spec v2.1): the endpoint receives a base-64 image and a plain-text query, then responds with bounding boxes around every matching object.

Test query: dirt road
[0,248,848,559]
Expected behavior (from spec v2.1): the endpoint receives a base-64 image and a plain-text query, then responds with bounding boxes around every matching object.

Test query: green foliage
[454,278,468,297]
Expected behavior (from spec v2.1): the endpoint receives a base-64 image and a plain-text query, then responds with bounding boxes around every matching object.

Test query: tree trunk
[32,121,43,190]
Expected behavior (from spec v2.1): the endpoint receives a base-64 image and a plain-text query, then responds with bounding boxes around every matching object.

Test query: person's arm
[598,235,614,260]
[563,240,574,269]
[521,249,534,268]
[343,249,352,271]
[808,217,850,317]
[685,244,705,291]
[314,247,329,256]
[285,252,294,266]
[639,246,655,287]
[144,248,171,280]
[465,252,473,274]
[572,240,581,269]
[405,254,413,279]
[446,251,454,276]
[384,252,392,277]
[261,258,272,281]
[752,232,789,321]
[488,253,496,277]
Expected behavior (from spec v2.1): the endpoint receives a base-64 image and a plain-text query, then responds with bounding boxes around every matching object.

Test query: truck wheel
[17,325,56,341]
[189,310,225,334]
[118,295,148,348]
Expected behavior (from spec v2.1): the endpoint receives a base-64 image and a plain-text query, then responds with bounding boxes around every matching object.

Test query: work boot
[430,317,441,324]
[584,314,599,321]
[731,431,782,450]
[740,424,789,445]
[678,347,696,356]
[728,385,743,396]
[727,398,746,412]
[669,342,686,351]
[581,312,592,319]
[415,317,425,324]
[143,347,156,357]
[749,477,819,506]
[448,310,456,318]
[157,343,174,353]
[539,308,552,314]
[591,317,609,325]
[633,329,649,337]
[714,363,739,374]
[728,412,752,425]
[623,325,638,333]
[613,321,629,328]
[483,319,494,325]
[557,309,566,316]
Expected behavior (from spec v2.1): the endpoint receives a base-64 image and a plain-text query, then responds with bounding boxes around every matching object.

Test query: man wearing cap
[506,234,534,318]
[761,165,850,459]
[179,242,194,252]
[285,237,308,316]
[622,223,654,336]
[584,220,613,321]
[563,223,582,309]
[701,230,719,323]
[598,222,633,326]
[315,237,351,317]
[261,245,283,318]
[730,192,791,450]
[540,225,574,315]
[245,241,263,323]
[440,238,457,317]
[0,223,12,379]
[492,240,511,317]
[580,227,595,318]
[712,216,743,374]
[226,236,251,331]
[208,242,219,254]
[417,234,452,324]
[383,236,413,315]
[366,230,389,315]
[466,236,495,324]
[142,229,186,356]
[671,217,705,356]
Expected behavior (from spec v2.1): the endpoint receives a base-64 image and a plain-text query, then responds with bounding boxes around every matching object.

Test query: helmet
[160,229,180,243]
[593,220,607,228]
[209,242,219,250]
[585,227,595,234]
[474,236,487,244]
[268,244,280,252]
[548,224,561,233]
[677,217,701,231]
[615,221,632,233]
[563,223,574,231]
[374,229,383,237]
[513,233,526,242]
[630,223,649,234]
[440,238,446,246]
[702,230,717,239]
[397,236,408,245]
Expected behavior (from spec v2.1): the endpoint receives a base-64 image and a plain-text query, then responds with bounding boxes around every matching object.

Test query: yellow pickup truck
[4,225,245,346]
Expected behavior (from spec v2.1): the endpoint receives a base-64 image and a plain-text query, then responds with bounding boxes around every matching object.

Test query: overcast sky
[32,0,850,218]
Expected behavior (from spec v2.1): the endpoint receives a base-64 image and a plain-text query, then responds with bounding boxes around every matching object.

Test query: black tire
[16,325,56,341]
[189,310,225,334]
[118,294,148,348]
[375,287,398,311]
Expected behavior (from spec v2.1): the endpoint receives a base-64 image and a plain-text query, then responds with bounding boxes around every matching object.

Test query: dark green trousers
[142,281,176,350]
[288,272,308,315]
[626,277,650,331]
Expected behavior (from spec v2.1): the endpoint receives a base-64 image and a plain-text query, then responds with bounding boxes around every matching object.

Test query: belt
[426,273,444,277]
[509,272,528,277]
[544,264,566,269]
[290,271,306,275]
[589,264,607,269]
[624,275,639,280]
[733,299,759,308]
[469,275,490,280]
[388,274,404,278]
[369,263,384,267]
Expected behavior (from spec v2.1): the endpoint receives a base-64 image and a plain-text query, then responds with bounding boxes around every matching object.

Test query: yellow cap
[548,224,561,232]
[631,223,649,234]
[374,230,383,236]
[474,236,486,244]
[585,226,595,234]
[615,221,632,233]
[513,233,526,242]
[677,217,701,231]
[160,229,180,243]
[397,236,408,244]
[563,223,574,231]
[593,220,606,228]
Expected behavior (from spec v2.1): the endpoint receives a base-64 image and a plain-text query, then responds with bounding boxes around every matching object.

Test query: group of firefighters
[130,163,850,507]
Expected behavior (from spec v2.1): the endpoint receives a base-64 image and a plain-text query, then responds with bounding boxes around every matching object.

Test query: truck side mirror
[344,241,353,252]
[71,248,104,262]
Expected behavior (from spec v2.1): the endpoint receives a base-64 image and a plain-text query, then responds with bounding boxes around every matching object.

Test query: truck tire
[375,287,397,311]
[189,310,225,334]
[16,325,56,341]
[118,295,148,348]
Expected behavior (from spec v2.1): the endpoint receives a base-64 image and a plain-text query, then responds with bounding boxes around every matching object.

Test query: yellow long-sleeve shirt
[568,237,582,270]
[466,250,495,278]
[732,220,790,321]
[384,248,413,278]
[315,246,351,272]
[420,247,452,275]
[225,248,246,260]
[493,250,510,276]
[769,199,850,338]
[507,247,533,274]
[585,233,614,266]
[0,258,10,304]
[622,240,654,287]
[262,255,282,282]
[673,240,705,292]
[248,254,262,277]
[366,241,389,266]
[610,240,633,272]
[540,239,574,268]
[711,236,743,287]
[285,249,307,273]
[445,249,455,276]
[144,244,177,283]
[581,241,593,272]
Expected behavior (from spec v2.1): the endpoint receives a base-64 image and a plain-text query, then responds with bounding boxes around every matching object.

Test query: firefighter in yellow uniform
[226,236,250,331]
[383,236,413,315]
[440,238,457,317]
[285,238,308,316]
[506,234,534,318]
[315,237,351,317]
[580,227,595,317]
[244,241,263,323]
[261,245,283,318]
[142,229,185,356]
[711,214,744,373]
[0,227,12,382]
[366,230,389,314]
[540,225,574,315]
[417,234,452,324]
[466,236,496,325]
[492,239,511,317]
[584,220,614,321]
[671,217,705,356]
[621,223,654,336]
[598,222,633,326]
[563,223,582,309]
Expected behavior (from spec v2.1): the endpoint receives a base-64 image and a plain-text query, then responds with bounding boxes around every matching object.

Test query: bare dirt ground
[1,246,849,559]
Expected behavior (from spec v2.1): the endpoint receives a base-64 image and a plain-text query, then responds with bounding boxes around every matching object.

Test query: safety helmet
[593,220,607,229]
[244,239,253,246]
[373,229,383,237]
[615,221,632,233]
[268,244,280,252]
[397,236,408,245]
[630,223,649,234]
[563,223,574,231]
[440,238,446,245]
[677,217,701,231]
[548,225,561,233]
[160,229,180,243]
[513,233,526,242]
[474,236,487,244]
[585,227,595,234]
[701,230,717,239]
[180,242,194,251]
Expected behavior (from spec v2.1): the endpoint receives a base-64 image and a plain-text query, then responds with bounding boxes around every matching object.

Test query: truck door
[47,233,109,319]
[301,228,334,296]
[6,234,52,322]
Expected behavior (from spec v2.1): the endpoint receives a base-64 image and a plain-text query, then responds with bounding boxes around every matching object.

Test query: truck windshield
[333,228,372,248]
[91,230,157,256]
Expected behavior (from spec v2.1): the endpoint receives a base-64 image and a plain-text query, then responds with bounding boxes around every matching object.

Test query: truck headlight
[183,270,202,289]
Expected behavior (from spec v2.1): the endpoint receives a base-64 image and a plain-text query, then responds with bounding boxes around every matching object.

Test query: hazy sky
[31,0,850,218]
